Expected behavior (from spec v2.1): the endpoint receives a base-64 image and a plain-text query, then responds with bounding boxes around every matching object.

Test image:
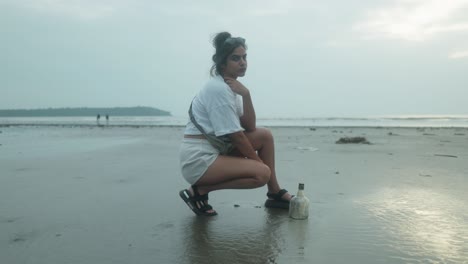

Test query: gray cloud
[1,0,468,117]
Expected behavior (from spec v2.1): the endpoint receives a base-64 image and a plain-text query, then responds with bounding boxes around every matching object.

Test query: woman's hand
[229,131,263,162]
[225,77,256,131]
[224,78,249,97]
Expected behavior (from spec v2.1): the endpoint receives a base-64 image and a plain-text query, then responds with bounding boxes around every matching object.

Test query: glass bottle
[289,183,310,220]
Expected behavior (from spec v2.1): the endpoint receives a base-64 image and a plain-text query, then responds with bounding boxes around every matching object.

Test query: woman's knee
[253,164,271,187]
[258,127,274,143]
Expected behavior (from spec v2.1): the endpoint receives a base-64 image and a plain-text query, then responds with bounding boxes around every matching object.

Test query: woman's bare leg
[243,128,292,201]
[194,155,271,194]
[193,127,291,200]
[185,154,270,214]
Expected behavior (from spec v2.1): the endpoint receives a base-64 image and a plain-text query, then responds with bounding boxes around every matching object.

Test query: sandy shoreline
[1,126,467,263]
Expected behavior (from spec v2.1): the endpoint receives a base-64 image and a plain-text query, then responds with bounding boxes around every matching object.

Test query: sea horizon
[1,115,468,128]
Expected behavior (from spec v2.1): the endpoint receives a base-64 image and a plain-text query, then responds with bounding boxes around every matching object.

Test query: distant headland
[0,107,171,117]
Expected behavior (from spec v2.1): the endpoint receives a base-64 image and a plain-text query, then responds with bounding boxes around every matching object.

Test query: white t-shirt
[185,75,244,136]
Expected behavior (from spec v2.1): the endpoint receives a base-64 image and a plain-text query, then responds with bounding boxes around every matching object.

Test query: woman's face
[222,46,247,79]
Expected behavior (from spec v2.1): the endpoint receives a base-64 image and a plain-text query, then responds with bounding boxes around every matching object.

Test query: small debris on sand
[419,173,432,177]
[295,146,319,151]
[434,154,458,158]
[336,137,371,144]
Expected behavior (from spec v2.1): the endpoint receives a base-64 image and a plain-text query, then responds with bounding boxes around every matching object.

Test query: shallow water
[170,164,468,263]
[2,115,468,127]
[156,187,468,264]
[1,126,467,263]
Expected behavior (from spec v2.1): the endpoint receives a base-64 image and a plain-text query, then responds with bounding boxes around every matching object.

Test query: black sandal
[179,185,217,216]
[264,189,293,209]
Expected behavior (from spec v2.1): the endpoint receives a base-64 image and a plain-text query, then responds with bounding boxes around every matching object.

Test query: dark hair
[210,32,247,76]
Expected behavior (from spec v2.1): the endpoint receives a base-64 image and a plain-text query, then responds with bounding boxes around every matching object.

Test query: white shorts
[179,138,219,185]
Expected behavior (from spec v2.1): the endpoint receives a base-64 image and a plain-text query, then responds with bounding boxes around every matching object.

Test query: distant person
[179,32,292,216]
[106,114,109,126]
[96,114,101,126]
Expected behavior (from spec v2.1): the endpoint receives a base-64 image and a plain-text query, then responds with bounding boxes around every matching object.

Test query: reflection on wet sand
[183,209,296,264]
[356,187,468,263]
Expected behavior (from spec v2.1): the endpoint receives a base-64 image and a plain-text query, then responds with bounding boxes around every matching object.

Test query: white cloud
[354,0,468,41]
[449,50,468,59]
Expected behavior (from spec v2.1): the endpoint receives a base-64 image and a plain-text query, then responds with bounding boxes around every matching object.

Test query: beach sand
[1,126,467,263]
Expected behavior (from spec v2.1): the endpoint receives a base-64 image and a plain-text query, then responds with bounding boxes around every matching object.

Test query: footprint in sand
[1,217,21,224]
[10,231,36,244]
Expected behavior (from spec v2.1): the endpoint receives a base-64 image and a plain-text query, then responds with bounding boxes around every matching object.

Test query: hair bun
[212,32,232,49]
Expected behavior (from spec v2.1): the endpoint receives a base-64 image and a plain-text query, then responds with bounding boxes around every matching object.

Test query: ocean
[1,115,468,127]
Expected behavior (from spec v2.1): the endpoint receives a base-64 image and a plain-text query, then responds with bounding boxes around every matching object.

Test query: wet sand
[1,126,467,263]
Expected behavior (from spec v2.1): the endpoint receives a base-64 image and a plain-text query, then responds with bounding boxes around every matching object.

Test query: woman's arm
[224,78,256,132]
[229,131,262,162]
[239,91,256,132]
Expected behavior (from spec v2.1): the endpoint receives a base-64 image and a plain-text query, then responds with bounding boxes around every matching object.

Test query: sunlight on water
[355,188,468,263]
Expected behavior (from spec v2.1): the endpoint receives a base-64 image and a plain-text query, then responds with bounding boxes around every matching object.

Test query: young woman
[179,32,292,216]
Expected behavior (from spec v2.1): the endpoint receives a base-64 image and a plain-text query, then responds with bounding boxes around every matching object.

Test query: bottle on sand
[289,183,310,220]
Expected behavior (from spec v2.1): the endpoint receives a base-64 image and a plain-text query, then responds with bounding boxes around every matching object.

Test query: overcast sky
[2,0,468,117]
